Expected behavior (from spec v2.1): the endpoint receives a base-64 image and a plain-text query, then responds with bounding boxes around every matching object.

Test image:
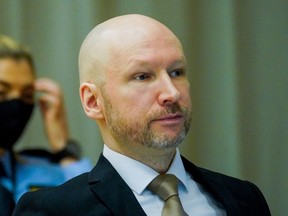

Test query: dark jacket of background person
[0,184,15,216]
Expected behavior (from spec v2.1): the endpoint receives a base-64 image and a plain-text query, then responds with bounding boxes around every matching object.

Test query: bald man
[13,14,270,216]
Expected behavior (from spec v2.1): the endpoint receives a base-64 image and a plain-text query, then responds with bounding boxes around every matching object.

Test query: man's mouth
[152,113,184,125]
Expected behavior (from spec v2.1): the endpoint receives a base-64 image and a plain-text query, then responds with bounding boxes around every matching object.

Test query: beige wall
[0,0,287,215]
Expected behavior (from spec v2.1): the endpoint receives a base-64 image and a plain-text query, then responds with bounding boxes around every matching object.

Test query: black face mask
[0,99,34,150]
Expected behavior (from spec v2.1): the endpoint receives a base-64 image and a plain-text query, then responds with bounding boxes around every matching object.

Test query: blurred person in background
[0,35,92,202]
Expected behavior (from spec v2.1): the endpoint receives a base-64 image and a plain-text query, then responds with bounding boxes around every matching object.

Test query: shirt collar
[103,144,189,195]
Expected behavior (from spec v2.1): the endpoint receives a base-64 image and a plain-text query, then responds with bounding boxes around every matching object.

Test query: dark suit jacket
[13,154,271,216]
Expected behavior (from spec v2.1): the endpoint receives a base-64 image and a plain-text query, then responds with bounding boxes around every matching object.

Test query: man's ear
[79,82,104,119]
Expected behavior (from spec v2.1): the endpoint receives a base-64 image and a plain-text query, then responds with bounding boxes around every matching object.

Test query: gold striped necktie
[148,174,188,216]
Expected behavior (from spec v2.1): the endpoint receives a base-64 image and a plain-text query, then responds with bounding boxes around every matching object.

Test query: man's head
[0,35,35,150]
[79,14,192,156]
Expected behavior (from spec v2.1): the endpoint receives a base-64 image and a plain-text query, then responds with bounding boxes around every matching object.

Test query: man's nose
[157,74,180,106]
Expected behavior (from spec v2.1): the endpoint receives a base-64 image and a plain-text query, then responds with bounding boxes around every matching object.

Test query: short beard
[101,88,192,149]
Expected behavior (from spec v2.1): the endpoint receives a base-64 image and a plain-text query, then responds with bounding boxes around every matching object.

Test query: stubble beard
[102,90,192,149]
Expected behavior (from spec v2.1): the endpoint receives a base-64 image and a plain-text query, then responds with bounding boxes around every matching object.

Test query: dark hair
[0,35,35,71]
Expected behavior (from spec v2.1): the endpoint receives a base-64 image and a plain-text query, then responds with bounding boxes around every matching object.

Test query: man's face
[0,58,34,103]
[100,35,192,150]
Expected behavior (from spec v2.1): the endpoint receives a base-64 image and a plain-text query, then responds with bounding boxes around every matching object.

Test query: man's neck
[107,144,176,174]
[136,149,176,174]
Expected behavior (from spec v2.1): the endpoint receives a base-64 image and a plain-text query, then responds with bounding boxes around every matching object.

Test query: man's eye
[170,69,184,77]
[134,74,151,81]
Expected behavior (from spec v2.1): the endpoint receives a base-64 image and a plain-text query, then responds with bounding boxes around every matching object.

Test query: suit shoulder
[19,173,88,203]
[14,172,91,215]
[182,157,270,215]
[182,156,251,186]
[41,172,90,196]
[196,165,259,192]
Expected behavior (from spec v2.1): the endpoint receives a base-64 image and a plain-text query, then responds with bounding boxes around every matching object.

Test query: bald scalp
[78,14,181,85]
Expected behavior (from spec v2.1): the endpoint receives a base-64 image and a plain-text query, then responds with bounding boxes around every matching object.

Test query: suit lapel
[182,156,241,216]
[87,154,243,215]
[88,154,146,216]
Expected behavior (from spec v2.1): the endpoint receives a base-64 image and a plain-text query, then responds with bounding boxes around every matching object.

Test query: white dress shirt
[103,145,226,216]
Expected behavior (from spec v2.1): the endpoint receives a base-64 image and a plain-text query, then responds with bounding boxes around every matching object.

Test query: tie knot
[148,174,179,201]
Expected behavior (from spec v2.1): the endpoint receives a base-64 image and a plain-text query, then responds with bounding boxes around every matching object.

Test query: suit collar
[88,154,146,216]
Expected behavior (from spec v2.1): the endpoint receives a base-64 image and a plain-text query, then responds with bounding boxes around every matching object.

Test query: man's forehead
[79,14,183,82]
